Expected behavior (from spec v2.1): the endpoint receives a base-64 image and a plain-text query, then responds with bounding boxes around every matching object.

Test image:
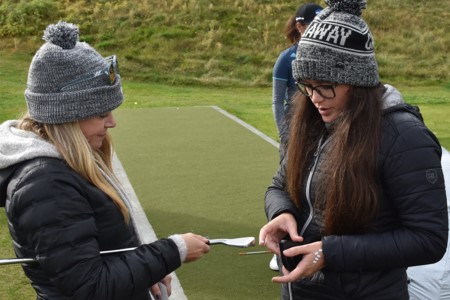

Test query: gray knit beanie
[25,21,123,124]
[292,0,379,86]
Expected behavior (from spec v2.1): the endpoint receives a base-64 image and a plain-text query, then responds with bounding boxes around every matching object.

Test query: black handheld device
[279,240,304,271]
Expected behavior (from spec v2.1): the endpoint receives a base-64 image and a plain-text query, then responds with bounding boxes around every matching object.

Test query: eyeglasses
[60,55,119,91]
[295,80,338,99]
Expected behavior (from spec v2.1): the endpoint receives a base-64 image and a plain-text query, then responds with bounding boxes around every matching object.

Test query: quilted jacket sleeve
[265,157,301,222]
[9,159,180,299]
[323,109,448,272]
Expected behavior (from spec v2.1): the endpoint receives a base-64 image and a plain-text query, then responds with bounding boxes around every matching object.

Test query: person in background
[0,21,209,300]
[272,3,323,161]
[259,0,448,299]
[270,2,323,272]
[407,147,450,300]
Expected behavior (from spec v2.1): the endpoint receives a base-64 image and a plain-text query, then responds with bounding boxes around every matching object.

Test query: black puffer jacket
[0,157,180,300]
[265,95,448,298]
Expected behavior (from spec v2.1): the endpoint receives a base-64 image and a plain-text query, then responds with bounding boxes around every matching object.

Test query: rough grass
[112,107,281,299]
[1,0,449,86]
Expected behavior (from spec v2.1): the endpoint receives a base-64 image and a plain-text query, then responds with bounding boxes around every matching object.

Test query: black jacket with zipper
[0,157,180,300]
[265,103,448,299]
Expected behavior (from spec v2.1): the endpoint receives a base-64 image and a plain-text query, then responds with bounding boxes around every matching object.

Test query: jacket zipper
[289,136,328,300]
[299,136,328,236]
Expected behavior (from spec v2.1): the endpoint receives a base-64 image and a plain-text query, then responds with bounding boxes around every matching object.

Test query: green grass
[1,2,450,295]
[2,52,449,148]
[0,53,28,121]
[1,0,449,86]
[111,81,450,149]
[112,107,281,299]
[2,52,448,149]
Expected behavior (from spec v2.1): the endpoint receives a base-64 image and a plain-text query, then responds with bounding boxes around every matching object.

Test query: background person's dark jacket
[265,87,448,299]
[0,157,180,300]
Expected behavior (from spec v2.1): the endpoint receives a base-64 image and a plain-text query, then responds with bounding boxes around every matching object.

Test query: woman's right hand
[181,233,210,263]
[258,213,302,254]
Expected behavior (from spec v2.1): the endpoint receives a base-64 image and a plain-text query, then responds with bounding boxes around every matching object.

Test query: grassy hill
[1,0,449,87]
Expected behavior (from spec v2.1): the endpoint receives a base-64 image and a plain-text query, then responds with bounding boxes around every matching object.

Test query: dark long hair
[284,16,301,44]
[286,84,385,235]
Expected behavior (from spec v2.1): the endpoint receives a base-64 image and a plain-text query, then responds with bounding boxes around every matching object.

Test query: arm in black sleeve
[323,114,448,272]
[12,163,180,299]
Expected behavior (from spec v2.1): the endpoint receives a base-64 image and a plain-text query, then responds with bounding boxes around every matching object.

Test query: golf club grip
[151,282,169,300]
[207,239,223,245]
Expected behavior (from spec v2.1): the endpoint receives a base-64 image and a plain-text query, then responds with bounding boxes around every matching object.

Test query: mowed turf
[111,106,282,299]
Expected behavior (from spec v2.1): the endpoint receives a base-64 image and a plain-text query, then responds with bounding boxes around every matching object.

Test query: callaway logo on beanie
[25,21,123,124]
[292,0,379,86]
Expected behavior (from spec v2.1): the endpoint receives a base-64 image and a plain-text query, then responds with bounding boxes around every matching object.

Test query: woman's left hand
[150,275,172,299]
[272,241,325,283]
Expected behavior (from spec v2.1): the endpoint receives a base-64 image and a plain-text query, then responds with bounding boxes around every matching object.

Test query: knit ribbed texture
[292,0,379,86]
[25,21,123,124]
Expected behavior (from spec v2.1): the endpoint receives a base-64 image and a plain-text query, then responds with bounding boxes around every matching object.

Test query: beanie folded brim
[25,76,123,124]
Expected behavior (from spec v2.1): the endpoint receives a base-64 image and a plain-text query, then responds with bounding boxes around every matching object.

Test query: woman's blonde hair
[18,114,129,222]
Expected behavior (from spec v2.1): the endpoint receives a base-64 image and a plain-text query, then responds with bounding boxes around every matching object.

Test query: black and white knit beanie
[25,21,123,124]
[292,0,379,86]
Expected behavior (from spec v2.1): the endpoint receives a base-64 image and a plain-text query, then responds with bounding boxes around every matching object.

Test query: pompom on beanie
[25,21,123,124]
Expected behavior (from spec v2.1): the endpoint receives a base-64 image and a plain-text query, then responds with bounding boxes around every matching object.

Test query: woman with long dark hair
[259,1,448,299]
[269,2,323,272]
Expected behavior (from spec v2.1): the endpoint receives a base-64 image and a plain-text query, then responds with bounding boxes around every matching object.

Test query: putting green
[112,106,281,299]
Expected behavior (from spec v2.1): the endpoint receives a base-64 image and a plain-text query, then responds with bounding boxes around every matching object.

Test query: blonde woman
[0,21,209,300]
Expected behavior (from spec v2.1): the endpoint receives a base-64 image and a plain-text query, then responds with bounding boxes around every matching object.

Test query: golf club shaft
[239,250,272,255]
[1,237,256,265]
[0,247,138,266]
[0,257,36,265]
[0,248,168,299]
